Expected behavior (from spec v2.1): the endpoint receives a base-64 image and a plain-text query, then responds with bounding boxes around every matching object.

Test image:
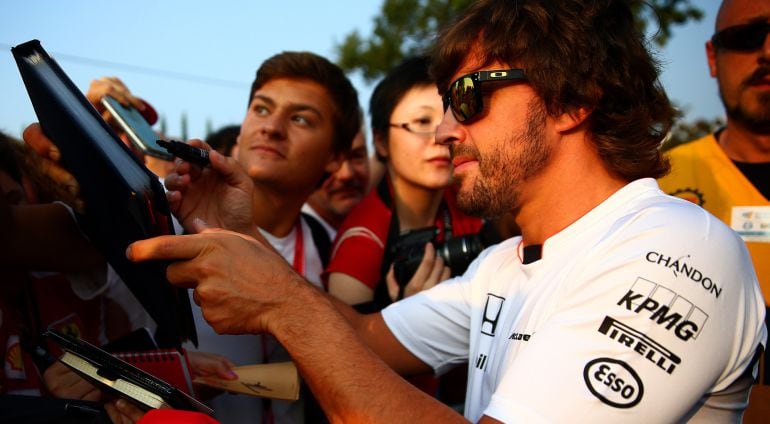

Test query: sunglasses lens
[447,76,479,122]
[714,23,770,51]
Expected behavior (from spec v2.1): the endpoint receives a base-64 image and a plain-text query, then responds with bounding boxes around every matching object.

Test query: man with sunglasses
[127,0,766,422]
[659,1,770,381]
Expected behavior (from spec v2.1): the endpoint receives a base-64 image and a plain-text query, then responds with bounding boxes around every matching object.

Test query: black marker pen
[156,139,210,167]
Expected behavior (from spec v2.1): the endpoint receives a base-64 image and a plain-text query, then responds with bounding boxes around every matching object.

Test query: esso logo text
[583,357,644,408]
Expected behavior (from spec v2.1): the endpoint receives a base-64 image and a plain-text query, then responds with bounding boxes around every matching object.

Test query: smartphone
[101,95,173,160]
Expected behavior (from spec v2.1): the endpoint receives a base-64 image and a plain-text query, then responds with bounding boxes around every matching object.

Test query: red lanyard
[291,220,304,276]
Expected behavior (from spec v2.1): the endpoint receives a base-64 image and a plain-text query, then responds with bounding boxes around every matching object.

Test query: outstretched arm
[127,229,468,423]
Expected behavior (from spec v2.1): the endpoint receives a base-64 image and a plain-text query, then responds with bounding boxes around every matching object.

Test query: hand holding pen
[160,139,258,237]
[157,139,210,167]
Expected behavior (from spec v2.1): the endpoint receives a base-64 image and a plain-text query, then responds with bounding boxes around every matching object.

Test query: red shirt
[326,178,482,291]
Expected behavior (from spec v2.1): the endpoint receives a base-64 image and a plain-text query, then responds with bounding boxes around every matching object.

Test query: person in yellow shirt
[658,0,770,382]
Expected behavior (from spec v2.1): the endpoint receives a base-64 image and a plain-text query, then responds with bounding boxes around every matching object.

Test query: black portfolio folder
[11,39,196,347]
[45,329,212,414]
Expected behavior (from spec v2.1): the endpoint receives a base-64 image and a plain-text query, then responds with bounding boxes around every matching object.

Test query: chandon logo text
[646,252,721,298]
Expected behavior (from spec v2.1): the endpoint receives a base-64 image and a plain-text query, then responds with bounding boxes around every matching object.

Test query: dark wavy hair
[369,55,434,161]
[431,0,673,180]
[0,131,24,184]
[248,52,361,155]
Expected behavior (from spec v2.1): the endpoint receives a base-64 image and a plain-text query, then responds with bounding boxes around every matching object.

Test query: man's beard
[722,66,770,134]
[452,99,550,218]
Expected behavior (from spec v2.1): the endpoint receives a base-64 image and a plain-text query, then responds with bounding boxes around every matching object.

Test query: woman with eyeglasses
[324,56,484,311]
[323,54,487,403]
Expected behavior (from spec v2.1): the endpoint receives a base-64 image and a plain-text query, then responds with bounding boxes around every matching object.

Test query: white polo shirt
[383,178,766,422]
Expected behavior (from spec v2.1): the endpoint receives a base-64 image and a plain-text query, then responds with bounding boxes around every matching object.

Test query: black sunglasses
[711,22,770,52]
[442,69,527,123]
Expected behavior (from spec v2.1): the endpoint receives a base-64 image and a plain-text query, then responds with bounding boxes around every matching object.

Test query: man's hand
[86,76,146,126]
[187,350,238,400]
[43,361,101,401]
[104,399,145,424]
[187,351,238,380]
[386,242,450,302]
[127,228,302,336]
[164,142,256,236]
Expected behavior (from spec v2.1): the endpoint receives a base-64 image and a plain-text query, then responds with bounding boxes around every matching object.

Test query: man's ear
[706,40,718,78]
[554,107,592,133]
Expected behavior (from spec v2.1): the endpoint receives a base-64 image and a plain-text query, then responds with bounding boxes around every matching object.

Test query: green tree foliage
[336,0,474,82]
[336,0,704,82]
[632,0,704,47]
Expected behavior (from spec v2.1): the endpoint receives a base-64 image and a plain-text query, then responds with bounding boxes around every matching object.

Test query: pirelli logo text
[618,278,708,342]
[599,316,681,374]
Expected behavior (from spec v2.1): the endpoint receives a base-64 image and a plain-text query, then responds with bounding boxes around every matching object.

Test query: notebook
[193,362,300,401]
[11,39,196,348]
[114,349,196,397]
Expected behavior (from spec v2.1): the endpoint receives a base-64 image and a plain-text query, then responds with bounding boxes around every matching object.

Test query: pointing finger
[126,234,204,263]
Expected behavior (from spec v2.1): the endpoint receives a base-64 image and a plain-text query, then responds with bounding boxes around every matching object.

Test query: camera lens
[438,235,484,275]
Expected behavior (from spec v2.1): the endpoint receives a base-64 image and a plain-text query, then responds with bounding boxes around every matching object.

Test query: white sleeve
[382,247,494,375]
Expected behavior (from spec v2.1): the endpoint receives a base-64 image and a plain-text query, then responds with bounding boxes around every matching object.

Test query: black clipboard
[45,329,213,414]
[11,39,196,347]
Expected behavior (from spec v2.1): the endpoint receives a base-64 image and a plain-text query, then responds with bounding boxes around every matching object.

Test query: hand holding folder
[11,39,196,348]
[45,329,212,414]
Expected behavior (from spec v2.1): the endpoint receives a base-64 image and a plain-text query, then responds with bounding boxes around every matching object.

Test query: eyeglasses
[389,121,437,137]
[442,69,527,123]
[711,22,770,52]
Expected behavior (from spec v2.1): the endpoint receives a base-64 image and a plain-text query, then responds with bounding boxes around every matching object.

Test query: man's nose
[436,107,461,147]
[260,115,287,139]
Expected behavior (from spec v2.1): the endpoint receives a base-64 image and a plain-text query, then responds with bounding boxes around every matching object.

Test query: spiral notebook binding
[120,349,177,363]
[113,348,195,397]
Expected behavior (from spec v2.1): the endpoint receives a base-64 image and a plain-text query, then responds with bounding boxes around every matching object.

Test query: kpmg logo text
[617,278,708,341]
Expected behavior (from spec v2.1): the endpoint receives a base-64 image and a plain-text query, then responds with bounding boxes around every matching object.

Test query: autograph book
[11,39,196,347]
[194,362,300,401]
[45,330,212,414]
[114,349,197,397]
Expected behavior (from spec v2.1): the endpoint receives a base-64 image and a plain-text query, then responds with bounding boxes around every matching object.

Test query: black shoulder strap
[301,212,331,268]
[377,177,400,281]
[374,177,418,309]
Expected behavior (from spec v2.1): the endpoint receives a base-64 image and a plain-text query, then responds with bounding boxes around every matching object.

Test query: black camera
[391,227,485,287]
